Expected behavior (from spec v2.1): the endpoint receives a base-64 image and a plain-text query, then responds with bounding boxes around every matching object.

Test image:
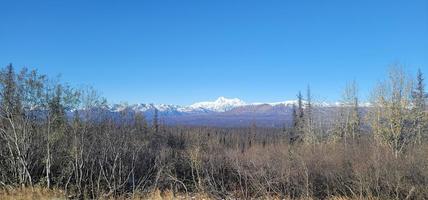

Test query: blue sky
[1,0,427,105]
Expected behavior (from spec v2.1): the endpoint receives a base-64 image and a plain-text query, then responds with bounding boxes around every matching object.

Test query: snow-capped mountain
[111,103,183,113]
[189,97,247,112]
[105,97,367,127]
[110,97,345,114]
[253,100,302,107]
[110,97,248,113]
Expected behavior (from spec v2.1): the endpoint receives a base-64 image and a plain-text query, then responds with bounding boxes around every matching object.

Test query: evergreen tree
[0,64,18,118]
[153,108,159,133]
[290,104,299,144]
[304,85,315,144]
[412,69,427,144]
[297,91,304,120]
[291,91,305,143]
[135,111,149,134]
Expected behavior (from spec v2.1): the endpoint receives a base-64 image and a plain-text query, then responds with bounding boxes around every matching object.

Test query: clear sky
[1,0,427,105]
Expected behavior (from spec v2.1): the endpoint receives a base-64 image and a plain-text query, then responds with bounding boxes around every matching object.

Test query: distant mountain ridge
[110,97,341,114]
[104,97,354,127]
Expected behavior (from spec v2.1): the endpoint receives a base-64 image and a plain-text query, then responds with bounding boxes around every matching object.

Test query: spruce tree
[153,108,159,133]
[412,69,427,144]
[304,85,314,144]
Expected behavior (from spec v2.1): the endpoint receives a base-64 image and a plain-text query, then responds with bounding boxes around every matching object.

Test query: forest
[0,63,427,199]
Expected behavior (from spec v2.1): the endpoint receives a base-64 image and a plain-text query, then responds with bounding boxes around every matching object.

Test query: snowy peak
[252,100,302,106]
[189,97,246,112]
[109,97,363,115]
[104,97,371,127]
[111,103,183,113]
[110,97,247,114]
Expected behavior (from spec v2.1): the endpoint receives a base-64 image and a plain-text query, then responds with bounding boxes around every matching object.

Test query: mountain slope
[104,97,347,127]
[188,97,247,112]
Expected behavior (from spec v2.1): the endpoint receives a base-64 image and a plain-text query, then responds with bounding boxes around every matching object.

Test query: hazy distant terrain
[107,97,349,127]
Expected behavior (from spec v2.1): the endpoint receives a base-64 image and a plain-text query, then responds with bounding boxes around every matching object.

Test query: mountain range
[105,97,352,127]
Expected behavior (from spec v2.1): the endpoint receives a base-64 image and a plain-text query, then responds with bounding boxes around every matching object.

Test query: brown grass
[0,187,381,200]
[0,187,66,200]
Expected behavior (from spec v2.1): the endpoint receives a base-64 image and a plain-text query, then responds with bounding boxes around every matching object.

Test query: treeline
[290,67,427,154]
[0,63,427,199]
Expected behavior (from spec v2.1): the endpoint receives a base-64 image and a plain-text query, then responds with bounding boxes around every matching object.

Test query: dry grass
[0,187,66,200]
[141,189,212,200]
[138,194,379,200]
[0,187,384,200]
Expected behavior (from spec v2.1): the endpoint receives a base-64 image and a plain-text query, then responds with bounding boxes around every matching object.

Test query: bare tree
[335,81,361,146]
[369,65,413,157]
